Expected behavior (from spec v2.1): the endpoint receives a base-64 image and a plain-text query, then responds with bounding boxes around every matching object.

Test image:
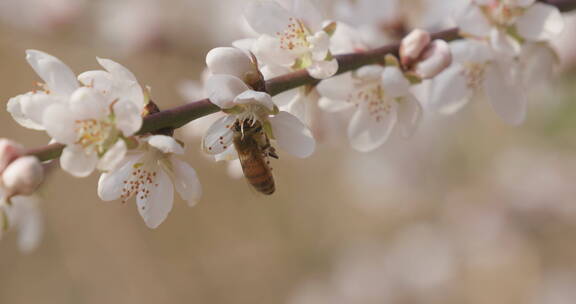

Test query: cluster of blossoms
[6,50,202,231]
[0,0,569,251]
[430,0,564,124]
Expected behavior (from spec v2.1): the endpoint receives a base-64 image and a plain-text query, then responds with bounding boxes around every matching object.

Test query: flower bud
[0,139,25,173]
[400,29,431,68]
[414,40,452,79]
[206,47,259,84]
[1,156,44,198]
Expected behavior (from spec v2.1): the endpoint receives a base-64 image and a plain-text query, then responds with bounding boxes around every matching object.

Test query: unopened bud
[206,47,259,84]
[2,156,44,198]
[0,139,25,173]
[400,29,431,68]
[414,40,452,79]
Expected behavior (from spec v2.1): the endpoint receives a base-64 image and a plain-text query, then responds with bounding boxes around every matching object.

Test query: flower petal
[25,49,78,96]
[382,66,410,98]
[78,70,113,92]
[206,47,256,80]
[347,101,397,152]
[60,145,98,177]
[307,58,338,79]
[455,4,492,37]
[293,0,324,32]
[7,94,45,130]
[516,3,564,41]
[234,90,275,111]
[202,115,236,155]
[42,103,77,144]
[269,111,315,158]
[520,42,558,86]
[9,196,42,254]
[318,97,354,112]
[483,64,527,125]
[69,87,107,120]
[253,35,296,67]
[97,140,127,172]
[97,154,142,201]
[170,158,202,207]
[395,94,422,138]
[114,99,142,136]
[450,39,493,64]
[97,57,138,82]
[244,0,293,36]
[137,168,174,229]
[205,74,250,109]
[9,92,62,130]
[316,72,355,101]
[428,65,473,115]
[490,29,520,57]
[147,135,184,155]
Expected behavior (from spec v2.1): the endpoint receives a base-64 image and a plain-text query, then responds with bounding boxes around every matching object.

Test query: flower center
[120,162,158,204]
[74,118,115,155]
[349,83,393,123]
[462,62,487,89]
[482,0,525,27]
[277,17,311,52]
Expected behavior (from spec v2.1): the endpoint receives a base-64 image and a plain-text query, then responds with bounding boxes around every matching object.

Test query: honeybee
[233,119,278,195]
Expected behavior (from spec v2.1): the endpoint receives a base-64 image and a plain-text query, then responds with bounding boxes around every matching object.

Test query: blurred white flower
[95,0,164,54]
[98,135,202,229]
[0,0,85,33]
[429,38,558,125]
[0,193,43,253]
[456,0,564,56]
[317,64,422,152]
[429,40,528,124]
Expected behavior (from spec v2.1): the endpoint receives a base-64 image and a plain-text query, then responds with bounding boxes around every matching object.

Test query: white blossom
[456,0,564,56]
[7,50,147,177]
[98,135,202,229]
[317,64,422,152]
[201,46,315,159]
[0,193,43,253]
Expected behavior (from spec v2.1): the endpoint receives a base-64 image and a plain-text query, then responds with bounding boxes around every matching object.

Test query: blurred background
[1,0,576,303]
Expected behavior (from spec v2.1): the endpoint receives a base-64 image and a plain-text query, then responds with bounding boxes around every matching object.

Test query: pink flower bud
[2,156,44,198]
[414,40,453,79]
[400,29,431,68]
[0,139,25,174]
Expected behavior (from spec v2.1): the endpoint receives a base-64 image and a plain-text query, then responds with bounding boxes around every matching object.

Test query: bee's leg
[267,147,279,159]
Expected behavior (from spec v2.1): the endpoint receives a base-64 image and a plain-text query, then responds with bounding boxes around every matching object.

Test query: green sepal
[263,121,275,140]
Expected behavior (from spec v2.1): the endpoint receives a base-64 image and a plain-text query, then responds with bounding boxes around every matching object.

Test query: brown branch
[20,0,574,161]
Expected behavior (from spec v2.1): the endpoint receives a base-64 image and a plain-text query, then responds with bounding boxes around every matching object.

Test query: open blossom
[0,193,43,253]
[244,0,338,79]
[7,50,79,130]
[457,0,564,55]
[98,135,202,229]
[428,0,564,125]
[317,63,422,152]
[201,47,315,160]
[428,39,556,125]
[7,50,146,177]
